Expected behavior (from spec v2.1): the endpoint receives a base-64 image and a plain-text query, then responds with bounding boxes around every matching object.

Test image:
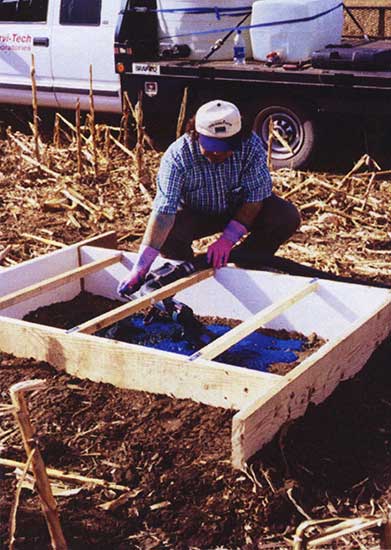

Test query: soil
[23,292,325,376]
[2,337,391,549]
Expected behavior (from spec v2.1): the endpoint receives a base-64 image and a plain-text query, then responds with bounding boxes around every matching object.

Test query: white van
[0,0,122,112]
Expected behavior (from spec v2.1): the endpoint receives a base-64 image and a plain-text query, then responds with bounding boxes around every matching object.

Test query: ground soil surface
[2,336,391,549]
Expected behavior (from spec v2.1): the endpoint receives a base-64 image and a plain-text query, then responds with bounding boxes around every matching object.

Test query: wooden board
[231,299,391,468]
[72,267,214,334]
[0,316,280,411]
[191,279,319,361]
[0,253,122,310]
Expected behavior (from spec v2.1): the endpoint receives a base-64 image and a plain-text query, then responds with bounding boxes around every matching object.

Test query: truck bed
[131,57,391,90]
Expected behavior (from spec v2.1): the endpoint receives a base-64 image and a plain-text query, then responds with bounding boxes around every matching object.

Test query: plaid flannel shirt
[153,132,272,215]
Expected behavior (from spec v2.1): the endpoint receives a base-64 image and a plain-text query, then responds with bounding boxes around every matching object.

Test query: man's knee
[284,200,301,235]
[263,194,301,234]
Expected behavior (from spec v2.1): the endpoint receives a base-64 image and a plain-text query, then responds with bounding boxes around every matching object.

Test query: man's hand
[117,244,159,299]
[117,269,145,299]
[207,219,248,269]
[207,237,234,269]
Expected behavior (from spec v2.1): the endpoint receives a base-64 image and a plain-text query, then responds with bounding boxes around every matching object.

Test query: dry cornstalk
[98,488,143,511]
[337,153,380,190]
[0,457,131,492]
[8,449,36,550]
[176,86,188,139]
[75,99,82,177]
[267,116,274,171]
[135,90,145,178]
[20,152,62,179]
[110,134,135,158]
[123,90,155,150]
[0,245,11,263]
[89,64,98,176]
[305,516,386,548]
[53,113,61,148]
[61,189,97,216]
[56,113,87,143]
[272,127,293,154]
[9,379,67,550]
[282,176,314,200]
[123,90,137,119]
[30,54,40,162]
[121,91,130,146]
[7,130,35,155]
[104,126,112,168]
[21,233,65,248]
[359,172,376,212]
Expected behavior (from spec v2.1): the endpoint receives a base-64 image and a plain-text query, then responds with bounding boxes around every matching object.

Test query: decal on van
[132,63,160,76]
[0,33,32,52]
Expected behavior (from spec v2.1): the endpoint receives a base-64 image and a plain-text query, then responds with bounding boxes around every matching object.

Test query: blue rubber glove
[207,219,248,269]
[118,245,159,299]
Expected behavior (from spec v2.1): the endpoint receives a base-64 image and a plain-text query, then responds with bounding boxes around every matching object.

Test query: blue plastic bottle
[233,30,246,65]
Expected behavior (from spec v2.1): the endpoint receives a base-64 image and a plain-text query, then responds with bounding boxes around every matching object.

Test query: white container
[157,0,254,61]
[250,0,344,63]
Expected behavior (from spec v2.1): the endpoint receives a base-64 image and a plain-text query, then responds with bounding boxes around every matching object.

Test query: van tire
[252,101,316,170]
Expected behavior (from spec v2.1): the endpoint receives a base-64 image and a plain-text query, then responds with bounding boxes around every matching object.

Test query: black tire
[252,101,316,170]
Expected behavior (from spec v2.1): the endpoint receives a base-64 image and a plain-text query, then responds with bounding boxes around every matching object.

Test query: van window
[60,0,101,26]
[0,0,48,22]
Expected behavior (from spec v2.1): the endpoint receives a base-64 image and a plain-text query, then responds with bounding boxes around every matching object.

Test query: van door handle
[33,37,49,47]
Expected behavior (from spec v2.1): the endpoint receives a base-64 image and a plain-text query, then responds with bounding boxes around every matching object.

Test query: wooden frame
[1,233,390,469]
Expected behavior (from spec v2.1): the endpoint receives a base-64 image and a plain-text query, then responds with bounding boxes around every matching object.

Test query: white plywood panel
[0,247,81,319]
[178,270,391,340]
[81,246,391,341]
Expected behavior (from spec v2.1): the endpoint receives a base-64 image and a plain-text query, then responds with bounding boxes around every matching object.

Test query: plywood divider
[0,317,281,411]
[77,231,118,250]
[72,268,215,335]
[0,253,122,310]
[191,279,319,361]
[231,299,391,469]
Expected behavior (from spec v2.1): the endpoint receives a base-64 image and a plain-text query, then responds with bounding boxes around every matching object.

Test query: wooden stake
[89,65,98,177]
[8,449,36,550]
[176,86,188,139]
[75,99,82,178]
[9,380,67,550]
[30,54,40,162]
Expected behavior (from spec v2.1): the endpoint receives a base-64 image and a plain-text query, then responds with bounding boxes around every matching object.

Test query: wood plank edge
[0,316,281,410]
[74,267,215,334]
[0,253,122,310]
[231,299,391,469]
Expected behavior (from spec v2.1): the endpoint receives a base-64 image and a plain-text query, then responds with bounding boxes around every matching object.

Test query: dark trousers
[160,193,301,262]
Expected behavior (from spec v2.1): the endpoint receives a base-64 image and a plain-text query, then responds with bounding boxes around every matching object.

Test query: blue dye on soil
[100,314,306,373]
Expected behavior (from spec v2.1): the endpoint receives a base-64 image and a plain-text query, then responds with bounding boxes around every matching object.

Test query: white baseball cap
[195,100,242,152]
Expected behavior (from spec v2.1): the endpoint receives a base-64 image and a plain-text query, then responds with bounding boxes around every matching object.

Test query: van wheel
[253,102,316,170]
